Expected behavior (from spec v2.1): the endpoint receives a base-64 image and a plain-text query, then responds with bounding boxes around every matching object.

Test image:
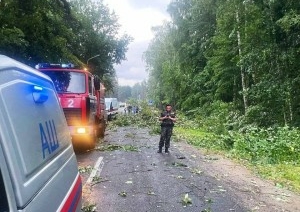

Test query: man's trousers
[159,126,173,149]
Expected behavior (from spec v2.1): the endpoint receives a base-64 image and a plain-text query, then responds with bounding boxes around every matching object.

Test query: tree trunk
[236,10,248,113]
[283,106,287,126]
[288,92,293,123]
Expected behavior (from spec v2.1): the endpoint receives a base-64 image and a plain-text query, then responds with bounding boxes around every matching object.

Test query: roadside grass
[256,164,300,192]
[174,127,224,151]
[174,126,300,193]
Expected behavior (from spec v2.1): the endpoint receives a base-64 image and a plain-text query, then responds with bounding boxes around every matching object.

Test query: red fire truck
[36,63,107,150]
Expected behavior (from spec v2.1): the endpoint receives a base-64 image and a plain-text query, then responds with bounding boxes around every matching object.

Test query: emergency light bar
[35,63,75,69]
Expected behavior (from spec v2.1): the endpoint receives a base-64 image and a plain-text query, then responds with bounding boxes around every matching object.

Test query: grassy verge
[174,127,229,151]
[174,126,300,193]
[256,164,300,192]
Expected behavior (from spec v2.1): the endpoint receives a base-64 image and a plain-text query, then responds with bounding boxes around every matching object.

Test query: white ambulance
[0,55,82,211]
[105,98,119,121]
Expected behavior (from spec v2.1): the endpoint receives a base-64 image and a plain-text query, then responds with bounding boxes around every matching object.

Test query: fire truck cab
[37,63,106,150]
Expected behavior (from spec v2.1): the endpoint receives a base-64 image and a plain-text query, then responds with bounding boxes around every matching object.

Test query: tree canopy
[0,0,132,91]
[144,0,300,128]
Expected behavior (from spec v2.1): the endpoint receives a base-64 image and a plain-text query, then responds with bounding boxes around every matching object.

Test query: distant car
[118,102,127,114]
[0,55,82,212]
[119,102,126,108]
[105,98,119,120]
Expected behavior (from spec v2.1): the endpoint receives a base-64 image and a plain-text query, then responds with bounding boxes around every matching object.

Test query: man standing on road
[158,104,176,154]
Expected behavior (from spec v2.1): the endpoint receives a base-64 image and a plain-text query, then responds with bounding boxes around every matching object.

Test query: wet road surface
[76,126,247,212]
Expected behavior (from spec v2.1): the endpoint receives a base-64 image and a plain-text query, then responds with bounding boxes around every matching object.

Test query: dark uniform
[159,111,176,153]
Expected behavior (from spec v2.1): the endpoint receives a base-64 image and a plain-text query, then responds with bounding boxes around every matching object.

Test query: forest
[0,0,131,91]
[144,0,300,191]
[145,0,300,128]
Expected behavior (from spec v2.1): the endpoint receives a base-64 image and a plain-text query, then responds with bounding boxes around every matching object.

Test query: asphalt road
[76,126,249,212]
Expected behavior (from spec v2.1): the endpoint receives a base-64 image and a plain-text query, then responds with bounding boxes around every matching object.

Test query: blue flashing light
[35,63,75,69]
[61,63,75,68]
[35,63,50,69]
[33,85,43,91]
[32,85,48,103]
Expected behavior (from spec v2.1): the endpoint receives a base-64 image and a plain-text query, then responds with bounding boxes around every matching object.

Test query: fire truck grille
[63,108,82,125]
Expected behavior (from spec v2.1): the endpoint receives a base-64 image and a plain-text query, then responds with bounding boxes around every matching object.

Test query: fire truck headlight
[76,127,87,134]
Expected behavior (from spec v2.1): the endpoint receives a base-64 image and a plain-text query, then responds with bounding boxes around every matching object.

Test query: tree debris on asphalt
[95,144,139,152]
[172,162,188,167]
[181,193,192,206]
[118,191,127,197]
[78,165,94,174]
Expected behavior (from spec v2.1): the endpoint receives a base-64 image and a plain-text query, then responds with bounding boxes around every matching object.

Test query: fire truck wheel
[87,135,96,150]
[72,136,95,152]
[97,123,105,138]
[79,133,96,150]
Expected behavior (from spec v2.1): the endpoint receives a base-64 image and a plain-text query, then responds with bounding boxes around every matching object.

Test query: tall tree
[118,85,132,102]
[145,0,300,127]
[0,0,131,92]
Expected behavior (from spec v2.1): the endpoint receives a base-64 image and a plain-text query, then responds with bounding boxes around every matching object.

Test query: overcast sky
[103,0,171,87]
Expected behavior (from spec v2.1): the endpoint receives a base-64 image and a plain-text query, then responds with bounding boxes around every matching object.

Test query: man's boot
[157,147,162,153]
[165,148,169,154]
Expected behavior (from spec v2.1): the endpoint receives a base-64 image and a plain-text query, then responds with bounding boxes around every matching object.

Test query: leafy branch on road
[82,203,97,212]
[181,193,192,206]
[201,209,212,212]
[95,144,122,151]
[122,145,139,152]
[118,191,127,197]
[190,168,203,175]
[78,165,93,174]
[91,176,109,186]
[202,199,213,212]
[95,144,139,152]
[176,175,185,179]
[172,162,188,167]
[108,106,160,135]
[147,191,156,195]
[125,132,137,138]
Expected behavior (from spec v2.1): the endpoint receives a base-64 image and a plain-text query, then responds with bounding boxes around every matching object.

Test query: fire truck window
[42,71,85,93]
[88,76,93,95]
[0,169,9,211]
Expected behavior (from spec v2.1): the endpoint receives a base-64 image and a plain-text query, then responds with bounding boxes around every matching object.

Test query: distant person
[133,106,137,114]
[158,104,176,154]
[110,103,113,111]
[127,105,132,114]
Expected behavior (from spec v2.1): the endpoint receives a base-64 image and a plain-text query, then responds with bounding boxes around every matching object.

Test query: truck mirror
[94,75,100,90]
